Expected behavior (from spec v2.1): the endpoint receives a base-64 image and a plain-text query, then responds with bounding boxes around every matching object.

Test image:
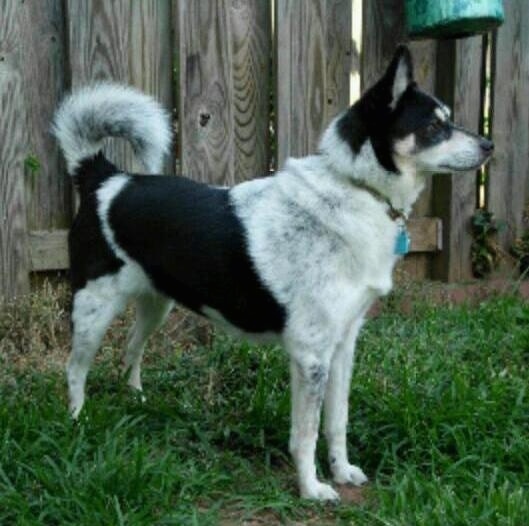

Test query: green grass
[1,289,529,525]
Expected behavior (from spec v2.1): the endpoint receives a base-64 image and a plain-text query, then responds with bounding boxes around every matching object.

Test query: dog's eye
[426,119,443,134]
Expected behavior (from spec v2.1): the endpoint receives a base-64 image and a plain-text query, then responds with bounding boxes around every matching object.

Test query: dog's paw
[332,463,368,486]
[301,481,340,502]
[69,402,83,420]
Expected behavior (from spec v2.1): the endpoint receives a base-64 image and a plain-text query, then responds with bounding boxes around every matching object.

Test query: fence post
[487,0,529,257]
[431,37,483,282]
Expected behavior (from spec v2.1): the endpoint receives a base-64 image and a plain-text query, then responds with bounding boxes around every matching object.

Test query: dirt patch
[370,277,529,317]
[0,279,213,380]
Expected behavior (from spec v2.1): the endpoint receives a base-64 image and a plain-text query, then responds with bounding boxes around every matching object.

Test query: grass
[1,283,528,525]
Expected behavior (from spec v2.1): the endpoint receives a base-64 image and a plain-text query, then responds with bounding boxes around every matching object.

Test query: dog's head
[333,45,493,175]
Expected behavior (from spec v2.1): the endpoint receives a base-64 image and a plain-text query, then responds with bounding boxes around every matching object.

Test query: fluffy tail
[52,82,172,175]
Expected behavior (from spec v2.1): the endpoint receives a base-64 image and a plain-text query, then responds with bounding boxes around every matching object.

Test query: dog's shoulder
[231,157,399,309]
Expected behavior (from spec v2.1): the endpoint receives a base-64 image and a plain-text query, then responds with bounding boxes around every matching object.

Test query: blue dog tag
[394,225,410,255]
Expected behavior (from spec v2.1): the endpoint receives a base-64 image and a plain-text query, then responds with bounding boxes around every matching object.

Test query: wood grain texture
[67,0,173,174]
[276,0,352,168]
[17,1,70,231]
[230,0,271,179]
[275,0,323,168]
[432,37,483,282]
[408,218,442,252]
[28,230,69,271]
[0,0,30,301]
[324,0,353,126]
[488,0,529,250]
[361,0,405,91]
[177,0,235,185]
[129,1,174,174]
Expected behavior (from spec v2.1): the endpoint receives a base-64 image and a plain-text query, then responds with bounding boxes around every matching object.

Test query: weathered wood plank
[28,230,69,272]
[361,0,405,92]
[432,37,483,282]
[324,0,353,126]
[177,0,235,185]
[27,218,442,273]
[488,0,529,251]
[230,0,271,179]
[408,217,442,252]
[129,0,174,174]
[0,0,30,301]
[275,0,351,169]
[275,0,326,168]
[67,0,173,174]
[66,0,132,170]
[18,1,70,232]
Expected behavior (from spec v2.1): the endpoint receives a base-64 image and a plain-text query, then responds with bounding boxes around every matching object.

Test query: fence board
[324,0,353,126]
[0,0,30,301]
[488,0,529,252]
[177,0,235,185]
[275,0,351,169]
[432,37,483,282]
[361,0,404,91]
[18,1,70,231]
[230,0,271,179]
[66,0,173,174]
[28,230,69,272]
[129,1,174,174]
[26,218,442,272]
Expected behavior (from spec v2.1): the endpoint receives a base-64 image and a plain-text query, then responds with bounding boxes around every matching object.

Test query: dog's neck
[318,120,425,216]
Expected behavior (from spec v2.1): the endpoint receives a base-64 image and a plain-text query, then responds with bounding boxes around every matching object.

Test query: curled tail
[52,82,172,175]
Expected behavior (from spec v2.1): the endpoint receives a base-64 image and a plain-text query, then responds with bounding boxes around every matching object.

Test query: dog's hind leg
[287,349,338,501]
[121,293,173,394]
[324,316,368,486]
[68,281,127,419]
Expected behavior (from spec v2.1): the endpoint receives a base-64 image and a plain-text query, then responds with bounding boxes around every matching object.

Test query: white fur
[68,266,157,418]
[435,107,447,122]
[230,127,414,499]
[53,82,172,174]
[96,175,131,261]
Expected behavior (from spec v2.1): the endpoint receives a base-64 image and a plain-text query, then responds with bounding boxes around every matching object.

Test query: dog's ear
[385,45,414,108]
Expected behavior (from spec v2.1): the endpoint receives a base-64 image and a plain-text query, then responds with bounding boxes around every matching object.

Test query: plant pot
[405,0,504,39]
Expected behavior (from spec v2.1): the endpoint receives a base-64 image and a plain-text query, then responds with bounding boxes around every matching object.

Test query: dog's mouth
[439,152,494,173]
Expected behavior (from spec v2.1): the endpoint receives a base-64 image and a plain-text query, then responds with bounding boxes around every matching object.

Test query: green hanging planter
[406,0,504,39]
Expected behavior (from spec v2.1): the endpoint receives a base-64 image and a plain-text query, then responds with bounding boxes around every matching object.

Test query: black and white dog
[53,46,493,500]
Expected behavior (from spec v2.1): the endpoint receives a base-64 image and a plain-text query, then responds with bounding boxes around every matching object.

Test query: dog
[53,45,493,501]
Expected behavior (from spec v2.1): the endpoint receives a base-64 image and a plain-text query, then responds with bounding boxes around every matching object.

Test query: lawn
[0,283,528,525]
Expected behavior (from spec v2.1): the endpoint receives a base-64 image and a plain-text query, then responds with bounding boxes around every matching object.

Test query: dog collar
[348,179,407,221]
[348,179,410,255]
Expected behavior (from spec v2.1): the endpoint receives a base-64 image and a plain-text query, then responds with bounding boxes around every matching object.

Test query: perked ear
[385,45,414,108]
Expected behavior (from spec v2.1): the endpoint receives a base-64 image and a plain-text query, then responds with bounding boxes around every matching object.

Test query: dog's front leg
[324,317,368,486]
[289,355,339,501]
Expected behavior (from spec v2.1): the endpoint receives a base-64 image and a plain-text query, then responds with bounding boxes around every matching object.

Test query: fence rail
[1,0,528,302]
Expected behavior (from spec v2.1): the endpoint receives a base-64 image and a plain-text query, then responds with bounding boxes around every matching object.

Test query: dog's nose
[480,139,494,153]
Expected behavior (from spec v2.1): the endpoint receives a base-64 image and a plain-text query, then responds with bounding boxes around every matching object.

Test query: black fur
[106,172,286,334]
[69,154,124,292]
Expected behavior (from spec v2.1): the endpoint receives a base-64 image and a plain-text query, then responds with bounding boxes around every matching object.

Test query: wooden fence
[1,0,528,303]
